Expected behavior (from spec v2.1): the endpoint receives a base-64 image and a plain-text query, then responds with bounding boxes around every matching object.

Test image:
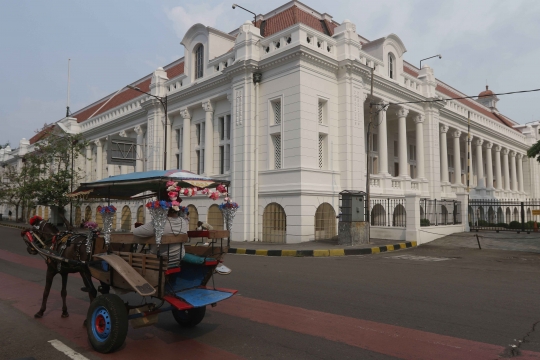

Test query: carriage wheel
[172,306,206,327]
[86,294,128,353]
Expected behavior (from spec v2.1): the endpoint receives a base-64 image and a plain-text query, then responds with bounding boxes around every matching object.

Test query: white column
[94,139,103,180]
[166,113,172,169]
[485,142,493,189]
[378,105,389,176]
[396,107,409,178]
[452,130,462,185]
[502,148,510,191]
[85,145,92,182]
[202,100,214,175]
[106,137,115,178]
[494,145,502,190]
[440,125,449,183]
[510,151,518,192]
[134,125,144,172]
[475,138,484,188]
[414,115,425,179]
[180,108,191,171]
[517,153,524,193]
[118,130,128,175]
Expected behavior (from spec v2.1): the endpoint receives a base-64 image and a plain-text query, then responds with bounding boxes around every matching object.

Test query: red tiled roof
[29,124,55,145]
[403,63,517,131]
[73,61,184,123]
[259,5,337,37]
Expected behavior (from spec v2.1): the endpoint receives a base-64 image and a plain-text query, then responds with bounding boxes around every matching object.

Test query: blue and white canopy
[69,169,229,200]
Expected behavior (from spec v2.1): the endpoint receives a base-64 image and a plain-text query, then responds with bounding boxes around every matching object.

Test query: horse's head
[29,216,59,244]
[21,229,39,255]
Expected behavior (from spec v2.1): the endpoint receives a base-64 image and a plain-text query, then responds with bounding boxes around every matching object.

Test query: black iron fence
[469,199,540,232]
[420,199,462,226]
[370,198,406,227]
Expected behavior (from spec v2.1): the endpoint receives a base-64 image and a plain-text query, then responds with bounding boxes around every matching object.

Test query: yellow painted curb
[371,247,380,254]
[236,248,246,254]
[313,249,330,257]
[281,250,297,256]
[328,249,345,256]
[255,249,268,256]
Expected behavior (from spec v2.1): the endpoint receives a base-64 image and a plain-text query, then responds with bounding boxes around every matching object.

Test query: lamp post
[232,3,257,24]
[127,85,168,170]
[419,54,442,69]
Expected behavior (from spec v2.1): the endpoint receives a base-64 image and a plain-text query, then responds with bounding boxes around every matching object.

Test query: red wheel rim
[95,314,106,333]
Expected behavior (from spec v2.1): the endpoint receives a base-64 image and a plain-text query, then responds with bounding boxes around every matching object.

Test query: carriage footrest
[171,288,236,308]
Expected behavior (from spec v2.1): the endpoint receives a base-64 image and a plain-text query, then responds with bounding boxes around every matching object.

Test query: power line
[371,88,540,107]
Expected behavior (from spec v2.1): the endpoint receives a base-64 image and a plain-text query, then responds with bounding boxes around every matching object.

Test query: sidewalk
[426,231,540,253]
[0,221,28,230]
[227,238,417,257]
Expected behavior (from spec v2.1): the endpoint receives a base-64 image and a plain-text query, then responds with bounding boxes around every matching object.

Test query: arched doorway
[137,206,144,223]
[263,203,287,243]
[488,207,495,224]
[187,205,199,231]
[513,208,519,222]
[497,207,504,224]
[393,204,406,227]
[506,208,511,224]
[44,207,49,221]
[96,208,103,229]
[527,208,532,222]
[371,204,386,226]
[75,206,82,226]
[38,207,42,217]
[207,204,224,230]
[85,206,92,222]
[121,206,132,231]
[314,203,337,240]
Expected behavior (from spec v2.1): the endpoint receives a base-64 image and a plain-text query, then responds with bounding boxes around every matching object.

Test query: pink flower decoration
[201,188,209,195]
[168,191,178,200]
[216,184,227,193]
[171,201,180,206]
[209,191,220,200]
[183,188,189,196]
[166,181,175,187]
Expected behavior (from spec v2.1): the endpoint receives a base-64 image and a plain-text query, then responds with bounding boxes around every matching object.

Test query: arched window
[393,204,406,227]
[96,208,103,229]
[527,208,532,222]
[207,204,224,230]
[314,203,337,240]
[137,206,145,224]
[75,206,82,226]
[121,206,132,231]
[85,206,92,222]
[371,204,386,226]
[497,207,504,224]
[388,53,395,79]
[506,208,511,223]
[44,207,49,221]
[488,207,495,224]
[194,44,204,79]
[187,205,199,231]
[513,208,519,222]
[263,203,287,243]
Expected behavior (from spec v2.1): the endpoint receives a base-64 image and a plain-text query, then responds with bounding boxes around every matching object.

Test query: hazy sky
[1,0,539,146]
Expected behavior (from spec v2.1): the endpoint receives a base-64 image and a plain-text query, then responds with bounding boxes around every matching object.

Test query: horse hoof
[34,312,43,319]
[62,312,69,318]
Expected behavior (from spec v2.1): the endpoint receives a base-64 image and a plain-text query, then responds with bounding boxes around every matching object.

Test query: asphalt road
[1,225,540,359]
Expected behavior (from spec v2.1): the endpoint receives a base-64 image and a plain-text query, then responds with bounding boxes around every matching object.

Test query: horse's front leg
[60,272,69,318]
[35,266,56,318]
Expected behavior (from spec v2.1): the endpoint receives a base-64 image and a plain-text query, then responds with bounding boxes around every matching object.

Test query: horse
[22,215,106,319]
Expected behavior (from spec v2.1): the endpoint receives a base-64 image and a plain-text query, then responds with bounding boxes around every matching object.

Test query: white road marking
[48,339,90,360]
[387,255,452,262]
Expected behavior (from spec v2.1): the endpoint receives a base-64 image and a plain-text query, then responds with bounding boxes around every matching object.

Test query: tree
[0,162,33,222]
[25,129,89,226]
[527,140,540,163]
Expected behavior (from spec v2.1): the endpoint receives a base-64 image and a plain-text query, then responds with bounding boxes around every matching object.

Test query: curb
[227,241,418,257]
[0,223,28,231]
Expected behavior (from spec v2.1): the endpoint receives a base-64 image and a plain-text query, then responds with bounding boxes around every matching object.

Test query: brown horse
[22,217,105,319]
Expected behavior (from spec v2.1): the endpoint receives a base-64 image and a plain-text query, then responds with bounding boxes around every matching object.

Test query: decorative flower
[209,191,220,200]
[216,184,227,193]
[29,215,43,226]
[166,180,176,187]
[168,191,178,200]
[172,206,180,211]
[171,200,180,207]
[201,188,209,195]
[84,221,98,229]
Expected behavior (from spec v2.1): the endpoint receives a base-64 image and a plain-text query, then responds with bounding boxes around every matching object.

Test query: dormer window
[194,44,204,79]
[388,53,395,79]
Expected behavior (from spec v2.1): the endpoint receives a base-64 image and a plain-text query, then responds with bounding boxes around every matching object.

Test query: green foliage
[508,221,521,229]
[420,218,430,227]
[24,130,88,212]
[496,222,508,228]
[478,219,489,227]
[527,140,540,163]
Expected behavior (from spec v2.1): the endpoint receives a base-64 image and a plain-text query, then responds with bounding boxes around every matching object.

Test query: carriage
[22,170,238,353]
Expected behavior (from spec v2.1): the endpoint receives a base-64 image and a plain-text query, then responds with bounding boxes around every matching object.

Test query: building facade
[2,1,540,243]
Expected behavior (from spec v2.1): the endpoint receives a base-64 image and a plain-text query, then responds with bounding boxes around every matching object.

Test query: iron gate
[469,199,540,233]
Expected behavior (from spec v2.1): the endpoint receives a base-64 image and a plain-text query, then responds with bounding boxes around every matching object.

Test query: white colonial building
[2,1,540,243]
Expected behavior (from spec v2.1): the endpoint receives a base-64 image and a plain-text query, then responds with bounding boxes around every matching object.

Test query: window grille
[195,44,204,79]
[318,101,324,124]
[388,54,394,79]
[318,134,324,169]
[219,117,225,141]
[225,144,230,172]
[273,135,281,169]
[136,206,144,223]
[273,101,281,125]
[226,115,231,140]
[314,203,337,240]
[207,204,224,230]
[262,203,287,243]
[121,206,131,231]
[187,205,198,231]
[219,146,224,174]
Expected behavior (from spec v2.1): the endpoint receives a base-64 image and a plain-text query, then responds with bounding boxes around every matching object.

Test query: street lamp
[127,85,168,171]
[232,3,257,24]
[419,54,442,69]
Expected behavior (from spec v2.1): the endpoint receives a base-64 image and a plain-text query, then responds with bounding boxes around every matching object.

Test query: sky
[1,0,539,147]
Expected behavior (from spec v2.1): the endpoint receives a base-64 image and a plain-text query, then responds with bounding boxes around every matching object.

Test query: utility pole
[365,66,375,242]
[66,59,71,117]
